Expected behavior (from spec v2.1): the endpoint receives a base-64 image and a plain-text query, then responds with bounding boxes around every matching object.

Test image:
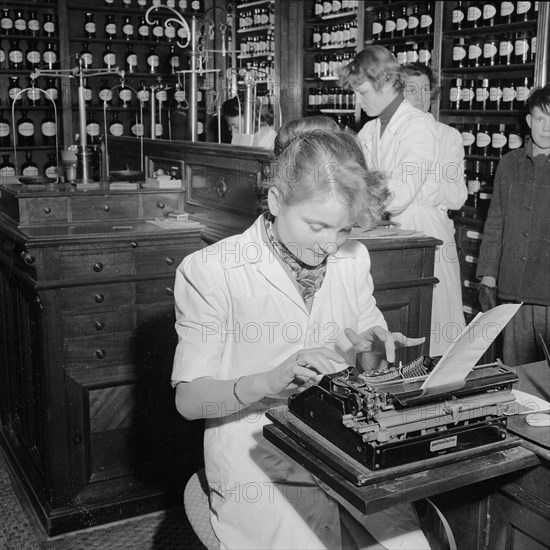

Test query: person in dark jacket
[477,83,550,366]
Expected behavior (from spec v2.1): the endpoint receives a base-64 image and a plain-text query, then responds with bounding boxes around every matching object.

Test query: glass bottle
[475,78,490,110]
[475,124,491,156]
[146,45,160,73]
[8,40,24,70]
[27,11,40,37]
[477,163,494,219]
[0,43,5,69]
[516,77,532,110]
[102,42,116,69]
[22,152,39,178]
[138,16,150,40]
[98,80,113,105]
[418,42,431,65]
[406,43,419,63]
[165,21,176,42]
[508,126,523,150]
[420,2,433,34]
[152,18,164,41]
[26,77,42,107]
[45,78,59,104]
[43,13,55,38]
[44,153,58,180]
[0,113,10,147]
[452,38,466,68]
[452,1,466,29]
[168,44,181,73]
[84,12,96,39]
[482,1,498,26]
[515,0,535,21]
[499,33,514,66]
[118,85,132,108]
[14,10,27,35]
[499,1,515,24]
[461,79,475,110]
[467,39,483,67]
[43,42,58,69]
[407,4,420,36]
[86,112,100,144]
[105,14,117,39]
[461,124,475,155]
[109,112,124,136]
[491,124,508,157]
[137,81,150,105]
[122,16,134,40]
[83,80,93,104]
[466,161,482,211]
[0,155,16,180]
[80,43,93,69]
[384,9,396,39]
[1,8,13,35]
[26,40,41,70]
[312,25,321,47]
[514,31,531,65]
[450,78,462,109]
[465,0,482,28]
[125,44,138,73]
[502,80,517,110]
[17,111,35,147]
[41,111,57,145]
[8,76,22,105]
[483,36,498,67]
[191,0,202,13]
[396,6,408,37]
[488,79,503,110]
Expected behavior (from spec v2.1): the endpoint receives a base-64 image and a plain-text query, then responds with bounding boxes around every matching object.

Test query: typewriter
[287,356,518,471]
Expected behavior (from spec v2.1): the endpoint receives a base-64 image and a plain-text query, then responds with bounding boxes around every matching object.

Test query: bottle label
[479,192,493,200]
[502,87,517,101]
[85,22,96,34]
[452,10,464,23]
[461,88,474,102]
[155,123,163,137]
[396,51,407,64]
[99,88,113,102]
[467,6,482,21]
[127,53,138,67]
[508,134,523,149]
[131,123,144,137]
[476,133,491,147]
[499,41,513,56]
[483,5,497,19]
[81,52,93,66]
[515,39,529,55]
[0,123,9,137]
[408,15,419,29]
[461,131,475,146]
[45,165,58,178]
[420,14,433,27]
[138,89,150,102]
[476,88,489,101]
[517,85,530,101]
[396,17,407,32]
[84,88,92,101]
[453,46,466,61]
[450,87,462,102]
[23,165,39,177]
[18,122,35,137]
[191,0,200,9]
[0,166,16,177]
[28,20,40,32]
[15,19,26,32]
[119,89,132,102]
[468,44,482,60]
[372,22,383,35]
[0,50,4,64]
[500,2,514,16]
[139,24,150,37]
[123,23,134,36]
[105,23,116,35]
[517,1,531,15]
[41,121,56,136]
[27,88,41,102]
[104,52,116,66]
[156,89,167,102]
[419,48,431,63]
[491,133,507,148]
[44,21,55,33]
[87,122,100,136]
[9,51,23,64]
[44,51,57,64]
[9,88,22,100]
[483,43,498,59]
[174,90,186,102]
[27,51,41,64]
[467,178,481,193]
[110,123,124,136]
[153,26,164,38]
[406,49,419,63]
[46,88,58,101]
[532,36,537,54]
[489,87,503,101]
[1,18,13,30]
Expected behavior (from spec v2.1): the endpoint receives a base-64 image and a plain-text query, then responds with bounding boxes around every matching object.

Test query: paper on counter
[503,390,550,415]
[421,303,522,392]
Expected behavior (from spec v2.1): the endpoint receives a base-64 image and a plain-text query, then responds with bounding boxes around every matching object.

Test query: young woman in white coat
[171,117,429,549]
[340,46,466,357]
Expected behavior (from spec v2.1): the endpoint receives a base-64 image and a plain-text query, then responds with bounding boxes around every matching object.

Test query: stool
[184,468,220,550]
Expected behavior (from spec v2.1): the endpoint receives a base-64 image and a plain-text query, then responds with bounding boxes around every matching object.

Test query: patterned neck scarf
[264,215,327,305]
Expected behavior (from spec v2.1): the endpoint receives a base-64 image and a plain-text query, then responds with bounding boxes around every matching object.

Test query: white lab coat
[358,101,465,356]
[172,217,429,549]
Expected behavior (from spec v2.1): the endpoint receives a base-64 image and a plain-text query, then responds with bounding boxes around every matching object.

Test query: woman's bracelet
[232,376,251,407]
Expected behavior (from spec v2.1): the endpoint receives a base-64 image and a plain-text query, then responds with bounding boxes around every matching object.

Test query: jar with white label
[0,114,10,147]
[449,78,463,109]
[8,40,23,70]
[475,124,491,156]
[499,1,515,24]
[461,80,475,109]
[102,43,116,69]
[84,12,96,39]
[467,39,483,67]
[498,33,514,65]
[384,9,396,39]
[461,124,476,155]
[26,41,41,71]
[22,152,39,178]
[482,1,498,25]
[491,124,508,157]
[44,154,58,180]
[475,78,490,110]
[483,36,498,67]
[109,112,124,137]
[147,45,160,73]
[43,42,57,70]
[86,113,101,144]
[515,77,532,109]
[41,112,57,146]
[452,38,467,68]
[514,31,530,64]
[488,79,503,110]
[508,127,523,150]
[104,14,117,39]
[452,1,466,30]
[515,0,534,21]
[466,0,482,28]
[17,111,35,147]
[26,78,42,107]
[125,44,138,73]
[0,155,16,181]
[501,80,517,110]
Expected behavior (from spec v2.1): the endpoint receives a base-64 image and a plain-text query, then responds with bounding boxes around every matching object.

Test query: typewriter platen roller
[287,357,518,470]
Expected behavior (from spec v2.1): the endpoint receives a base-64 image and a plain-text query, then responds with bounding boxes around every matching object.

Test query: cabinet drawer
[59,244,134,279]
[64,334,135,367]
[142,193,180,218]
[136,245,190,275]
[70,195,140,221]
[61,282,134,311]
[136,278,174,304]
[63,308,135,339]
[20,197,68,224]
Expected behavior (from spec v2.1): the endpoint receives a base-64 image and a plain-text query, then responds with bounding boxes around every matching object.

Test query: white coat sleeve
[437,124,467,211]
[385,116,439,215]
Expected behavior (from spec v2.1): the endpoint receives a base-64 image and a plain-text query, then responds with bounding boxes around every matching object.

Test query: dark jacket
[477,141,550,305]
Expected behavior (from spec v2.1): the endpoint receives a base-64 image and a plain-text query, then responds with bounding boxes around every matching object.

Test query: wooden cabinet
[0,183,204,535]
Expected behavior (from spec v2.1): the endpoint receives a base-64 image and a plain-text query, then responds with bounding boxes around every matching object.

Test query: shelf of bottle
[69,36,186,47]
[304,76,339,82]
[465,154,503,162]
[443,20,538,39]
[0,145,56,151]
[306,9,359,24]
[367,33,434,46]
[67,4,203,16]
[0,33,59,42]
[67,71,180,79]
[72,104,205,111]
[0,104,59,111]
[442,63,535,75]
[237,53,274,60]
[365,1,429,13]
[439,109,526,117]
[237,24,274,34]
[306,43,358,52]
[319,108,355,114]
[2,0,57,8]
[236,0,273,9]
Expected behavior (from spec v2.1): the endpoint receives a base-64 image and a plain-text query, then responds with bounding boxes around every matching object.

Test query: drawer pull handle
[216,177,227,198]
[166,257,175,266]
[166,287,174,296]
[93,262,104,272]
[157,202,165,209]
[72,429,83,446]
[95,321,105,331]
[103,205,110,212]
[95,349,106,359]
[43,207,51,214]
[20,251,35,265]
[130,241,138,248]
[94,293,105,303]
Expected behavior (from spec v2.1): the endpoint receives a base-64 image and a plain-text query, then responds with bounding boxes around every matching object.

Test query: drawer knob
[165,257,175,266]
[94,293,105,303]
[103,205,110,212]
[95,349,106,359]
[157,202,165,209]
[166,287,174,296]
[216,177,227,198]
[130,241,138,248]
[43,207,51,214]
[93,262,104,272]
[20,251,35,265]
[95,321,105,331]
[72,429,83,446]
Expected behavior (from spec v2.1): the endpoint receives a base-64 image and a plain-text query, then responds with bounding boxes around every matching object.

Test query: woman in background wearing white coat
[171,117,429,549]
[339,46,465,357]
